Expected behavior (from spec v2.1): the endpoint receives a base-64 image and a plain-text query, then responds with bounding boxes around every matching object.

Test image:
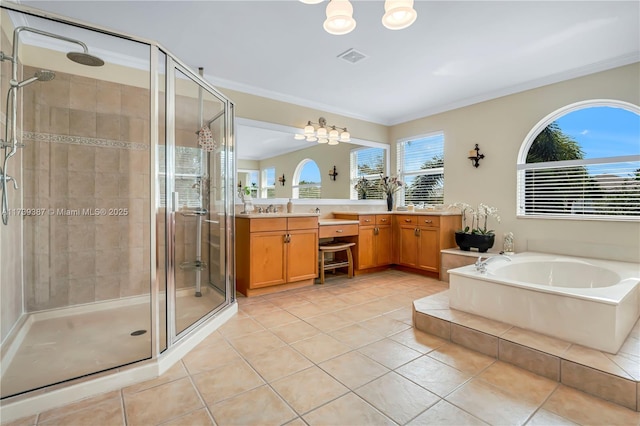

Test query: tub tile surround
[413,291,640,411]
[4,271,640,425]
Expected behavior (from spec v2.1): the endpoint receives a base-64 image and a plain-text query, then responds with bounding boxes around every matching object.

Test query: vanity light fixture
[294,117,351,145]
[300,0,417,36]
[468,144,485,168]
[278,174,286,186]
[328,166,338,181]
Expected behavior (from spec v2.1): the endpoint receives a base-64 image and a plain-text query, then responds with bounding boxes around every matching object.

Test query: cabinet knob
[336,229,343,233]
[364,219,371,222]
[380,218,387,222]
[424,220,432,224]
[404,219,411,222]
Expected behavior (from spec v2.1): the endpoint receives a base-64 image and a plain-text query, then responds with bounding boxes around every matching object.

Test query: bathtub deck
[413,290,640,412]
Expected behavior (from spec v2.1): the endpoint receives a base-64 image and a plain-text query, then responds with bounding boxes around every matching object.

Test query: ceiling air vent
[337,48,367,64]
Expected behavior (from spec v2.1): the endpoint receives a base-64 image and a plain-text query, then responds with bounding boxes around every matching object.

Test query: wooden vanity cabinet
[236,216,318,296]
[335,214,392,271]
[395,214,460,274]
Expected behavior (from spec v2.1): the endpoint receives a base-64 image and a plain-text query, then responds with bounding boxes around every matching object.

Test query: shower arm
[6,27,89,156]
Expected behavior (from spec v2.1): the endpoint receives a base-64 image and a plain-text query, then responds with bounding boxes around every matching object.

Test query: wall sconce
[468,144,484,168]
[293,117,351,145]
[328,166,338,181]
[278,174,286,186]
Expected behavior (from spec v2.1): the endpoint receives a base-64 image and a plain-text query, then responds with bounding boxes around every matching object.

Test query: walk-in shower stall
[0,3,235,403]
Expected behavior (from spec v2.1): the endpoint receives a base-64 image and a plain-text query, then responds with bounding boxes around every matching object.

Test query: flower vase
[386,194,393,211]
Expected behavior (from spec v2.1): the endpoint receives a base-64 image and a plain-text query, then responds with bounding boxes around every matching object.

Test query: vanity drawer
[359,215,375,226]
[319,224,359,238]
[249,218,287,232]
[396,215,417,225]
[288,217,318,230]
[376,215,392,225]
[417,216,440,227]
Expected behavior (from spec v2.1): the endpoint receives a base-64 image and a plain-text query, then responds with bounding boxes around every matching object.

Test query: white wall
[390,63,640,259]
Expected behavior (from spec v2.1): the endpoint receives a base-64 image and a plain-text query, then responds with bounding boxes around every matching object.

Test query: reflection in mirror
[236,118,389,200]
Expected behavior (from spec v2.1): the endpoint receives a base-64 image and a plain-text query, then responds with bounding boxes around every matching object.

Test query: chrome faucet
[266,204,274,213]
[475,254,511,273]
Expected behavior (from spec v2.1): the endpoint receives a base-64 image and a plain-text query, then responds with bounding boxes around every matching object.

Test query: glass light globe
[382,0,417,30]
[323,0,356,35]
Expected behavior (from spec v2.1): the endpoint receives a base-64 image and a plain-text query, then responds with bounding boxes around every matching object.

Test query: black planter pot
[455,232,495,253]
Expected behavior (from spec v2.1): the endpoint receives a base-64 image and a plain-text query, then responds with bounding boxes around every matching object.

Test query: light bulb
[382,0,417,30]
[304,122,315,136]
[318,138,329,144]
[328,127,339,140]
[339,130,351,142]
[316,127,327,138]
[328,139,339,145]
[306,136,318,142]
[294,134,305,140]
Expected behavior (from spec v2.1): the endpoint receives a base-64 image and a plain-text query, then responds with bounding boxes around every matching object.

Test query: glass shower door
[166,63,229,338]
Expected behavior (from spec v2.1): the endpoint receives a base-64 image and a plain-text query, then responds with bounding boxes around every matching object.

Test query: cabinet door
[250,231,287,288]
[287,229,318,282]
[357,226,376,269]
[398,225,418,267]
[375,225,393,266]
[417,227,439,272]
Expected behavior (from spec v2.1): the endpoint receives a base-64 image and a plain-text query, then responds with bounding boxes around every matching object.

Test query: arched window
[292,159,321,199]
[517,100,640,220]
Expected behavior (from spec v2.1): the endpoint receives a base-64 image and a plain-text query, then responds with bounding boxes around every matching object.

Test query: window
[292,159,321,199]
[350,147,385,199]
[397,133,445,205]
[518,101,640,220]
[158,146,204,208]
[261,167,276,199]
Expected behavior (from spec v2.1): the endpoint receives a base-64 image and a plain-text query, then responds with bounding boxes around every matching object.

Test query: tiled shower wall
[21,65,151,312]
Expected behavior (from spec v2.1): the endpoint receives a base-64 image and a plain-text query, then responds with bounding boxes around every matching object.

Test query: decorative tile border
[22,132,148,151]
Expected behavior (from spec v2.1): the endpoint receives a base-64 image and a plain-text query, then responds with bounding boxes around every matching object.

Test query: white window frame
[396,132,445,205]
[261,167,276,199]
[292,158,321,199]
[350,146,387,200]
[517,99,640,221]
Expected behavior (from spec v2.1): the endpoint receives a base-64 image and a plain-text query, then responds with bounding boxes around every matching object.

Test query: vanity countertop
[318,218,360,226]
[331,210,460,216]
[236,213,320,218]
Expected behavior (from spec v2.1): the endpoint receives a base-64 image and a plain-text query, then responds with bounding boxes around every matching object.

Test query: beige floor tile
[446,379,539,426]
[192,359,264,406]
[281,301,327,319]
[39,397,124,426]
[329,323,385,348]
[38,390,122,422]
[265,293,310,309]
[251,309,300,328]
[291,333,351,363]
[618,335,639,357]
[336,289,381,305]
[605,350,640,380]
[502,327,572,357]
[271,366,349,414]
[210,385,297,426]
[453,311,513,336]
[227,329,286,358]
[319,351,389,389]
[182,339,242,375]
[525,409,579,426]
[389,328,449,354]
[428,342,495,374]
[217,316,265,338]
[0,415,37,426]
[333,304,382,322]
[309,296,351,312]
[303,392,395,426]
[384,306,414,323]
[358,298,407,316]
[359,314,412,336]
[304,312,355,332]
[406,399,488,426]
[124,377,202,426]
[396,355,472,397]
[358,338,422,369]
[563,344,634,378]
[270,320,321,343]
[283,417,307,426]
[244,345,313,382]
[161,408,214,426]
[478,361,558,405]
[543,385,640,426]
[355,372,440,424]
[238,300,281,316]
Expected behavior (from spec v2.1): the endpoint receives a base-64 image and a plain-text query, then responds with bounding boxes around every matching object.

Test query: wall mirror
[236,118,390,201]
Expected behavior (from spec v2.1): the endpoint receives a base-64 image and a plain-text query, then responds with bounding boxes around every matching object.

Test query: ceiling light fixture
[301,0,417,35]
[294,117,351,145]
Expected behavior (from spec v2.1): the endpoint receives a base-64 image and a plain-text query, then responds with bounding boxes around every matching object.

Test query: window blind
[157,146,204,208]
[350,147,385,199]
[518,156,640,219]
[397,134,445,205]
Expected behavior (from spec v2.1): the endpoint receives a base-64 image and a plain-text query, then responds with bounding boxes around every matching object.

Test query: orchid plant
[379,174,403,196]
[450,202,501,235]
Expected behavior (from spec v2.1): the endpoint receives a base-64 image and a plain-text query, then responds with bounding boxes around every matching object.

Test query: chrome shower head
[66,51,105,67]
